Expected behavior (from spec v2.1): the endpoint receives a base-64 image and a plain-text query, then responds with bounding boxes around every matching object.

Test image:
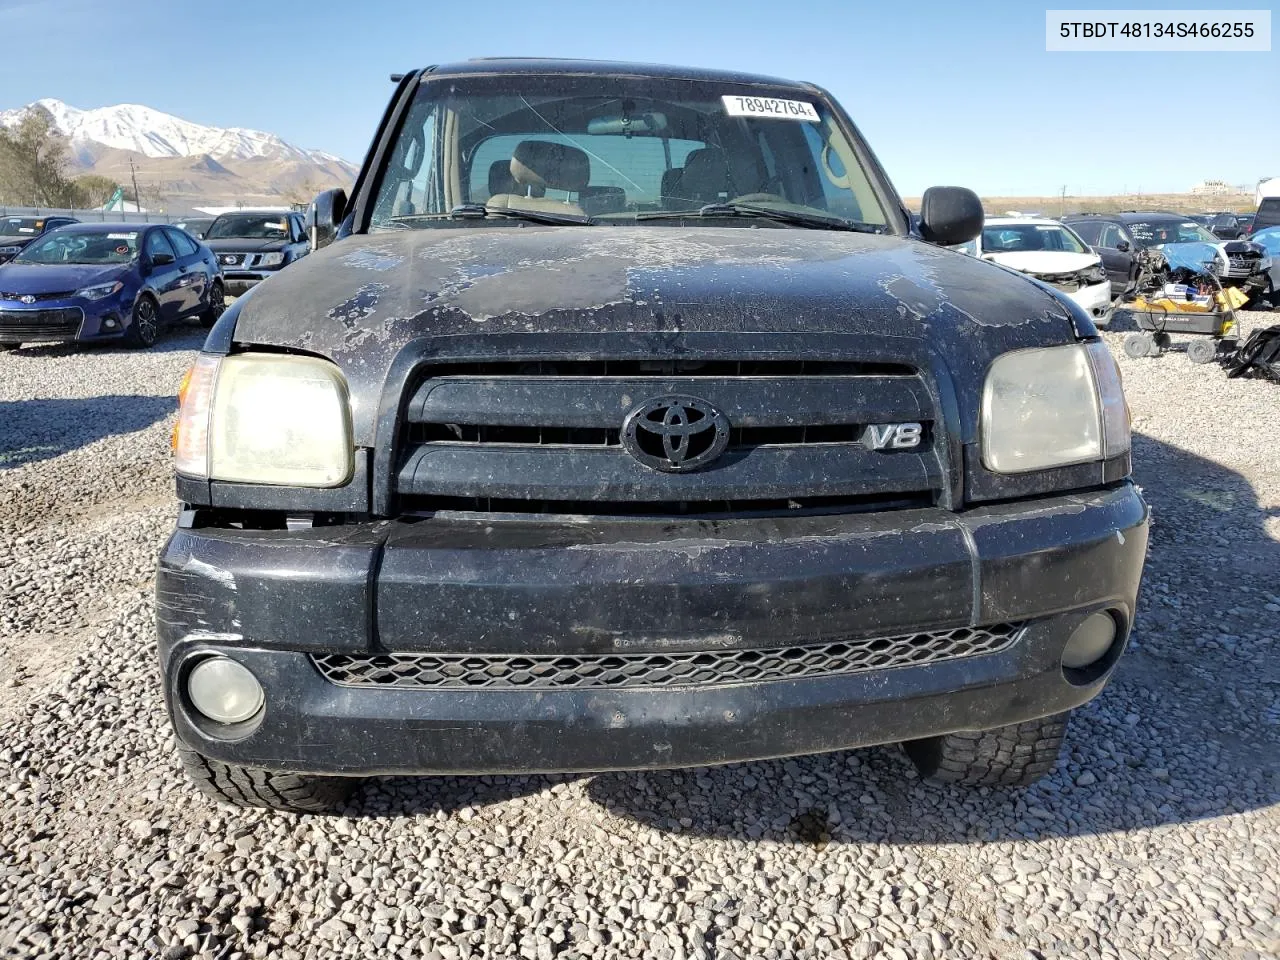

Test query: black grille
[0,307,82,341]
[408,422,929,449]
[1226,254,1260,274]
[395,356,943,514]
[311,623,1023,689]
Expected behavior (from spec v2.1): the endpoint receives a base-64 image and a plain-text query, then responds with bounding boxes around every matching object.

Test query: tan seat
[486,140,589,217]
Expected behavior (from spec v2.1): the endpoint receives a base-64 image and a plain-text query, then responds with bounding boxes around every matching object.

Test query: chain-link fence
[0,205,201,223]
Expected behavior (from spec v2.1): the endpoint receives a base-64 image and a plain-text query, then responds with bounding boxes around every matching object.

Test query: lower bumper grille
[311,623,1024,690]
[0,307,83,341]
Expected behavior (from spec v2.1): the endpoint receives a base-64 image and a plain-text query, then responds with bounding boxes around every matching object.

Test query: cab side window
[1096,224,1123,249]
[167,228,199,257]
[1071,221,1102,245]
[145,230,177,259]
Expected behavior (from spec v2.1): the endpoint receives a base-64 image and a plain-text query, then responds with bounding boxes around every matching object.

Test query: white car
[955,216,1114,326]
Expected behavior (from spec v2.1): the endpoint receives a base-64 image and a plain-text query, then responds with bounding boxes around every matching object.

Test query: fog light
[103,317,118,330]
[187,657,264,724]
[1062,613,1118,669]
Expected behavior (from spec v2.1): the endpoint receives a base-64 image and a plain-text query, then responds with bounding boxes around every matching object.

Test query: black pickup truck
[158,59,1148,812]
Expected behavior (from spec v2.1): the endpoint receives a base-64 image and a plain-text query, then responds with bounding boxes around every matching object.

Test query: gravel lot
[1,314,1278,960]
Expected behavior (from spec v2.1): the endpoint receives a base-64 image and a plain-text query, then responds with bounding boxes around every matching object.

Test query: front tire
[124,295,160,349]
[199,281,225,328]
[903,712,1071,787]
[0,342,19,352]
[176,745,356,813]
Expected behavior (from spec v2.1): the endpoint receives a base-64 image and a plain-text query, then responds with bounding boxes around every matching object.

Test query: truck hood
[982,251,1100,276]
[229,227,1082,444]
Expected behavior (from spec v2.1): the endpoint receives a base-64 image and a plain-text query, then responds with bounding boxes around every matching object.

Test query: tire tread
[903,712,1071,787]
[176,745,355,813]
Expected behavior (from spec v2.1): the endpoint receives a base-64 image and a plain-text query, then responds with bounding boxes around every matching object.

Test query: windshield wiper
[636,202,883,233]
[389,204,594,227]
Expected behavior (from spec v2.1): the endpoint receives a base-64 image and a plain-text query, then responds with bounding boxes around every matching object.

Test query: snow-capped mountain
[0,98,353,171]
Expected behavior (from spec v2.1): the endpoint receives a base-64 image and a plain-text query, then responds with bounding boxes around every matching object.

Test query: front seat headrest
[511,140,590,193]
[490,159,543,199]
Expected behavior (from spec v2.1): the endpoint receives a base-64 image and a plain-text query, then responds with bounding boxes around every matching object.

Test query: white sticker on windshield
[722,95,819,122]
[107,233,137,240]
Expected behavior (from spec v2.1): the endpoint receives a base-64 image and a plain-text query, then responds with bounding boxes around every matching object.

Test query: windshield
[206,215,289,240]
[0,217,44,238]
[981,223,1088,254]
[1129,220,1218,245]
[14,229,138,265]
[370,74,889,230]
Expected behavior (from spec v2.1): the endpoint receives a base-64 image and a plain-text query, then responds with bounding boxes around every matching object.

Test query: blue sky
[1,0,1274,196]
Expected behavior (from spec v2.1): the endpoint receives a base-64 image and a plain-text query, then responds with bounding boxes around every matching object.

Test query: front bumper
[0,299,128,344]
[222,270,278,296]
[1065,280,1114,322]
[156,484,1149,776]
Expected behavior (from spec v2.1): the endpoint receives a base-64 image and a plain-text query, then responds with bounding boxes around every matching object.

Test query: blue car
[0,222,225,350]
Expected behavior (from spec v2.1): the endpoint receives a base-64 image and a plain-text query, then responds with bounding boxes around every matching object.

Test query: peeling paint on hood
[230,226,1081,444]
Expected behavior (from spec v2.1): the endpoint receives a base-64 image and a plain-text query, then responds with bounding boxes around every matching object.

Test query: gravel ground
[1,314,1278,960]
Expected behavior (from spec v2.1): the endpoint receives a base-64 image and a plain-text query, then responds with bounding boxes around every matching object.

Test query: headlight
[76,280,124,301]
[1083,264,1108,285]
[0,245,21,256]
[981,342,1130,474]
[256,252,285,268]
[173,353,353,486]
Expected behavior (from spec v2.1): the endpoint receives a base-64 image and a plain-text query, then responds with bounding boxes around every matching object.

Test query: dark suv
[158,59,1148,812]
[1064,211,1269,296]
[0,215,79,263]
[203,210,309,296]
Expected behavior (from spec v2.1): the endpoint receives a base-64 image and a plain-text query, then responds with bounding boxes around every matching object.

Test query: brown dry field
[904,192,1257,217]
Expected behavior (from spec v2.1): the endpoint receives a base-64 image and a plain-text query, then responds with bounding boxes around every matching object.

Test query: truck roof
[422,57,809,89]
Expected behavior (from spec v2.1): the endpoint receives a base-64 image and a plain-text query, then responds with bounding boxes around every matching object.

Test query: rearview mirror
[917,186,983,246]
[150,252,175,266]
[309,188,347,250]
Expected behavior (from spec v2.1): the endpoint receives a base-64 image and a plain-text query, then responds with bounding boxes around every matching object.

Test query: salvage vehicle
[158,58,1148,812]
[203,210,309,296]
[0,222,223,350]
[1064,211,1271,302]
[1253,179,1280,235]
[1246,225,1280,306]
[0,214,79,263]
[957,216,1112,325]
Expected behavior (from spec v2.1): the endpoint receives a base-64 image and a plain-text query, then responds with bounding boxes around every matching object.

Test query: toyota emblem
[20,295,35,304]
[622,396,730,472]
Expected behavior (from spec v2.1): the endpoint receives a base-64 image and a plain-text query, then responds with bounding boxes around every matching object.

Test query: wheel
[124,295,160,348]
[0,342,19,352]
[904,712,1071,787]
[199,281,225,328]
[176,745,356,813]
[1123,332,1154,359]
[1186,338,1217,364]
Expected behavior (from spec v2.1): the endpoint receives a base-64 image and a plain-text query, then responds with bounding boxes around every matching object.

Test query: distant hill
[0,98,357,210]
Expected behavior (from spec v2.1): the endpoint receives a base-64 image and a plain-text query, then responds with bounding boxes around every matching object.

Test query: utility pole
[129,157,141,214]
[1060,185,1067,217]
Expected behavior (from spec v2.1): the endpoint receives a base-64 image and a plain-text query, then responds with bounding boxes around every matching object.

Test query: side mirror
[917,186,983,246]
[1115,240,1131,253]
[150,252,175,266]
[309,188,347,250]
